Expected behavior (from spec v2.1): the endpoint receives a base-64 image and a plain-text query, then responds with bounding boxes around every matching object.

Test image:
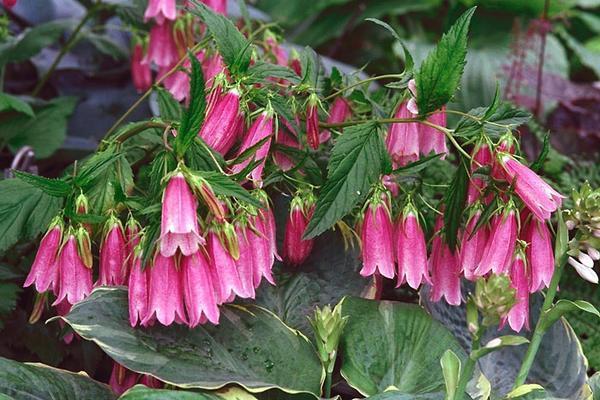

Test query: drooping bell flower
[160,172,204,257]
[198,88,243,155]
[182,251,220,326]
[429,217,462,305]
[460,207,489,280]
[202,0,227,14]
[419,107,447,157]
[248,212,276,287]
[306,94,321,150]
[160,66,190,102]
[320,97,352,143]
[234,222,256,298]
[256,190,281,263]
[283,194,315,266]
[125,217,141,273]
[207,227,250,301]
[523,217,554,293]
[109,362,139,396]
[24,218,63,294]
[230,109,274,186]
[53,228,93,306]
[502,252,530,332]
[273,124,300,171]
[498,154,564,221]
[131,42,152,93]
[143,253,187,326]
[386,102,419,167]
[144,21,178,68]
[144,0,176,23]
[359,191,395,279]
[395,205,430,289]
[475,208,518,276]
[98,216,127,286]
[128,253,148,327]
[466,143,493,204]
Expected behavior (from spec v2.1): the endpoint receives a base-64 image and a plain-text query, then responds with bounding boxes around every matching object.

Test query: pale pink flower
[248,214,276,287]
[160,66,190,102]
[395,209,430,289]
[230,111,274,185]
[207,229,250,301]
[523,218,554,292]
[53,234,92,306]
[198,89,242,155]
[142,253,187,326]
[498,154,564,221]
[386,102,419,167]
[320,97,352,143]
[429,218,462,306]
[182,251,220,326]
[419,107,447,157]
[202,0,226,14]
[235,223,256,298]
[98,219,127,286]
[475,210,517,276]
[460,209,489,280]
[359,196,395,279]
[24,222,62,294]
[466,144,493,204]
[283,198,315,266]
[144,0,176,23]
[128,254,148,327]
[144,21,178,68]
[160,173,204,257]
[502,254,530,332]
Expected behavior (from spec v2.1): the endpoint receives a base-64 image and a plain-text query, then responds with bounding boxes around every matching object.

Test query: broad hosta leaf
[0,93,34,117]
[0,356,115,400]
[422,288,588,399]
[176,53,206,157]
[454,102,531,139]
[5,97,77,159]
[304,122,390,239]
[415,7,476,116]
[0,179,62,254]
[61,288,323,397]
[119,385,221,400]
[339,297,466,397]
[190,2,252,75]
[365,392,442,400]
[589,372,600,399]
[13,170,72,197]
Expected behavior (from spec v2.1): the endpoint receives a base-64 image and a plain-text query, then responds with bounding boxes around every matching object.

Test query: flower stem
[455,334,481,400]
[323,73,404,101]
[512,252,567,388]
[31,5,99,97]
[324,369,333,398]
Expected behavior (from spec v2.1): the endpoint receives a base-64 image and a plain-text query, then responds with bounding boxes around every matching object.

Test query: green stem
[512,253,567,388]
[324,368,333,398]
[323,73,404,101]
[114,121,169,144]
[31,6,99,97]
[455,335,481,400]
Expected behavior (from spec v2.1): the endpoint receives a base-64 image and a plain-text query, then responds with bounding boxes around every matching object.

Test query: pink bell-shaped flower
[53,229,93,306]
[160,172,204,257]
[207,227,250,301]
[523,217,554,293]
[460,207,489,281]
[429,217,462,306]
[144,21,178,68]
[98,217,128,286]
[131,43,152,93]
[144,0,176,23]
[202,0,227,14]
[234,222,256,298]
[248,213,276,287]
[24,218,63,294]
[320,97,352,143]
[419,107,447,158]
[498,154,563,221]
[386,102,419,167]
[181,250,220,326]
[475,208,518,276]
[359,192,395,279]
[283,195,315,266]
[142,253,187,326]
[198,88,243,155]
[306,94,320,150]
[273,119,301,171]
[128,253,148,327]
[395,205,430,289]
[466,143,493,204]
[502,252,530,332]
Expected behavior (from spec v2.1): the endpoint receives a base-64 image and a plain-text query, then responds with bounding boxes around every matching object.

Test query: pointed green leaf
[0,93,34,117]
[13,170,72,197]
[415,7,476,115]
[454,103,531,139]
[155,87,182,121]
[471,336,529,359]
[175,52,206,158]
[529,133,550,172]
[198,171,262,208]
[541,300,600,332]
[444,157,469,250]
[440,350,461,400]
[246,61,301,85]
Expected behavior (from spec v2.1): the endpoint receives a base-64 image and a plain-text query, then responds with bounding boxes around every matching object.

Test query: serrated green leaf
[156,87,183,121]
[304,122,389,239]
[198,171,262,208]
[13,170,72,197]
[246,61,301,85]
[392,153,442,175]
[175,53,206,158]
[185,138,226,172]
[530,133,550,172]
[190,1,252,75]
[300,46,320,87]
[444,157,469,250]
[415,7,476,116]
[454,102,531,139]
[0,93,34,117]
[75,148,120,188]
[0,179,62,254]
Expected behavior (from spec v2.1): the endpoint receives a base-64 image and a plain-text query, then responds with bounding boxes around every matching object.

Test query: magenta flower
[53,232,92,306]
[200,52,226,87]
[523,218,554,293]
[498,154,563,221]
[131,43,152,93]
[248,213,276,287]
[419,107,447,157]
[182,251,220,326]
[24,221,62,294]
[160,67,190,102]
[502,254,530,332]
[207,229,249,301]
[144,21,178,68]
[235,223,256,298]
[144,0,176,23]
[386,102,419,167]
[198,89,242,155]
[320,97,352,143]
[109,362,139,396]
[128,254,148,327]
[429,218,462,305]
[230,110,274,185]
[202,0,227,14]
[273,120,300,171]
[258,198,281,263]
[160,172,204,257]
[359,195,395,279]
[283,197,315,266]
[395,208,430,289]
[125,217,141,275]
[143,253,187,326]
[475,209,517,276]
[466,143,493,204]
[306,94,320,150]
[98,218,127,286]
[459,209,489,281]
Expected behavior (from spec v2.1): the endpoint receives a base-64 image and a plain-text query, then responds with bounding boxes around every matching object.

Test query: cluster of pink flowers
[360,136,563,332]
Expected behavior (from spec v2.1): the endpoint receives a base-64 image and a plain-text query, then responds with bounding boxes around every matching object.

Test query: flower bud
[306,94,321,150]
[283,194,316,266]
[309,303,348,371]
[472,274,516,327]
[76,226,93,269]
